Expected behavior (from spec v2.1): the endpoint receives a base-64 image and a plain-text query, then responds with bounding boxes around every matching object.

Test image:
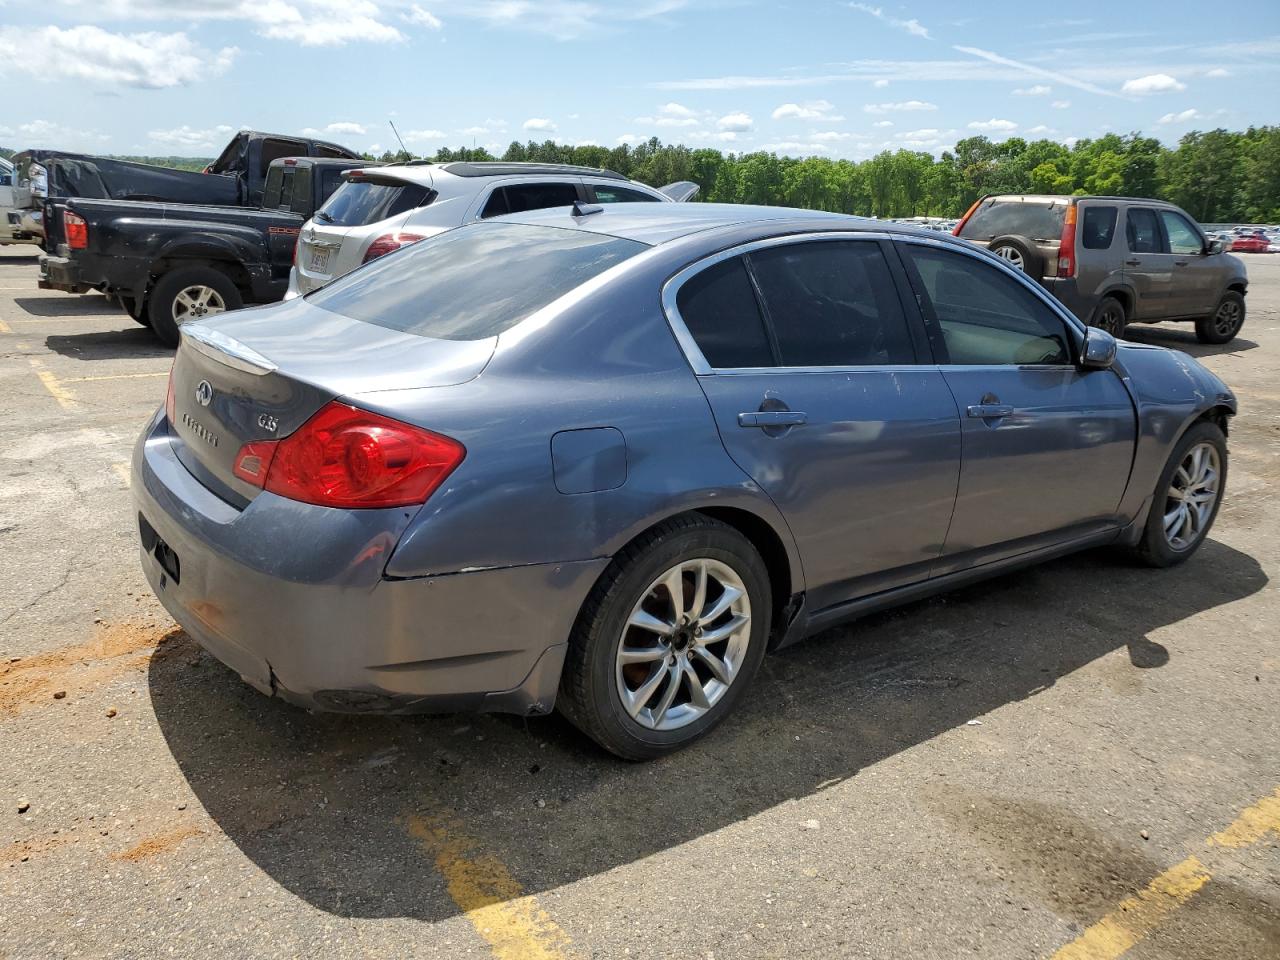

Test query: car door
[474,180,583,219]
[666,235,962,610]
[1121,206,1175,320]
[895,240,1136,571]
[1157,208,1218,317]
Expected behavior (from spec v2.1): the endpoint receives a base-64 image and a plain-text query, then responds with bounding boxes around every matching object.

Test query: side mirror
[1081,327,1117,369]
[1207,238,1225,255]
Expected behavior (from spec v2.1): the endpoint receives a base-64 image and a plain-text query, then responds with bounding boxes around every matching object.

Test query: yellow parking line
[112,463,131,487]
[405,814,574,960]
[0,318,11,334]
[28,358,77,410]
[62,372,168,383]
[1048,786,1280,960]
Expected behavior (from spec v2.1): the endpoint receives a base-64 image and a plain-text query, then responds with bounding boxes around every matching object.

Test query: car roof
[493,202,916,246]
[438,162,629,180]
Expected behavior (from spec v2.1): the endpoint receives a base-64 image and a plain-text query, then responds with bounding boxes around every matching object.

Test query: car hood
[189,295,496,396]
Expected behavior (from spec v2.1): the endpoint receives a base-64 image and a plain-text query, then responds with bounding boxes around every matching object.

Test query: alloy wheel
[1213,299,1242,338]
[993,246,1025,271]
[615,558,752,731]
[1163,442,1221,551]
[172,285,227,324]
[1095,302,1126,337]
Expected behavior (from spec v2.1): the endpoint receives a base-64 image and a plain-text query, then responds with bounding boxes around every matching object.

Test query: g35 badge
[257,413,279,433]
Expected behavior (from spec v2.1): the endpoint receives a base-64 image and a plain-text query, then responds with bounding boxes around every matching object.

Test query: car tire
[988,235,1044,279]
[558,514,772,760]
[1195,291,1245,345]
[1133,420,1227,568]
[148,265,242,348]
[1091,295,1128,338]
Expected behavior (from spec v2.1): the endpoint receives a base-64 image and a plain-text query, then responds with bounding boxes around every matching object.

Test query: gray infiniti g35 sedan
[133,202,1236,759]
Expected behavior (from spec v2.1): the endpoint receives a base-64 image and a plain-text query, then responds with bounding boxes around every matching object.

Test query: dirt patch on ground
[0,620,185,717]
[4,833,75,866]
[111,823,204,863]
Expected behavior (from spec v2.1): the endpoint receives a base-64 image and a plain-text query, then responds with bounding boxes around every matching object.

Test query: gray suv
[955,195,1248,344]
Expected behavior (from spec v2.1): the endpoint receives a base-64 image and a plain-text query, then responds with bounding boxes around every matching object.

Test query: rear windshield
[317,179,433,227]
[308,222,647,340]
[959,199,1066,241]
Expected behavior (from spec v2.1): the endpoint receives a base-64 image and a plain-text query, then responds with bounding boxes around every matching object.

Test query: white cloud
[1050,100,1071,109]
[1013,84,1052,96]
[873,120,894,128]
[900,127,941,138]
[864,99,937,114]
[873,78,890,88]
[657,101,697,119]
[148,124,237,149]
[809,130,866,142]
[1157,108,1202,125]
[8,119,111,150]
[634,103,703,128]
[1205,67,1229,78]
[302,121,366,136]
[771,99,842,121]
[616,133,646,145]
[0,24,236,88]
[968,118,1018,132]
[848,3,930,39]
[427,0,686,41]
[1026,124,1054,135]
[405,4,443,29]
[762,141,831,154]
[1062,136,1080,148]
[717,112,754,132]
[523,117,557,132]
[954,44,1122,98]
[403,128,446,140]
[1121,73,1186,95]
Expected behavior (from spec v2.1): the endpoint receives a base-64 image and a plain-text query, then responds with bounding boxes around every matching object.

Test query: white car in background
[287,161,697,296]
[0,157,38,245]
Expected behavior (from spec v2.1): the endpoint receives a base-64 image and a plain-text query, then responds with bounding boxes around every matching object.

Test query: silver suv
[287,161,696,297]
[955,195,1248,344]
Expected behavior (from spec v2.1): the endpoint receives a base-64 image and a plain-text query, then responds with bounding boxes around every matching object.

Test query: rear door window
[308,222,645,340]
[1126,208,1164,253]
[747,240,915,367]
[481,182,580,218]
[1158,210,1204,255]
[592,185,661,203]
[958,200,1066,241]
[289,167,312,215]
[675,257,775,369]
[1080,206,1118,249]
[316,179,433,226]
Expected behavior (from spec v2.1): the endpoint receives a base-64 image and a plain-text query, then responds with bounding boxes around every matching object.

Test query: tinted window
[318,169,347,205]
[290,167,312,215]
[260,138,307,177]
[675,258,775,369]
[309,222,644,341]
[748,241,914,366]
[1081,206,1118,249]
[316,179,433,227]
[262,166,284,208]
[1159,210,1203,255]
[959,200,1066,241]
[593,185,661,203]
[276,169,296,210]
[482,182,580,218]
[903,245,1070,365]
[316,146,350,159]
[1126,208,1163,253]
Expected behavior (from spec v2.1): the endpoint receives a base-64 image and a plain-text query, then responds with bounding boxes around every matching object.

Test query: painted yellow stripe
[1049,856,1210,960]
[62,372,168,383]
[1207,786,1280,848]
[28,359,77,410]
[405,814,574,960]
[0,317,12,334]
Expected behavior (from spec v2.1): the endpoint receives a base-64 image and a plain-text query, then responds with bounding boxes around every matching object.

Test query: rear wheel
[147,265,242,348]
[1092,296,1128,338]
[559,515,772,760]
[1133,421,1227,567]
[1195,291,1245,345]
[988,235,1044,279]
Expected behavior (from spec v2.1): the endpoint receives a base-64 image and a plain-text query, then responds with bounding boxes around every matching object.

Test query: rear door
[585,182,665,204]
[473,180,583,219]
[1121,206,1174,320]
[1157,208,1218,317]
[669,235,962,609]
[895,239,1136,568]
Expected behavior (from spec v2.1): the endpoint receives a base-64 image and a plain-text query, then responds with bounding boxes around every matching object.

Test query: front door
[1157,208,1219,317]
[896,240,1137,570]
[668,236,962,610]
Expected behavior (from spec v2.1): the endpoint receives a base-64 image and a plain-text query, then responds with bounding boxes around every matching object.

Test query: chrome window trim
[181,325,277,375]
[660,230,895,376]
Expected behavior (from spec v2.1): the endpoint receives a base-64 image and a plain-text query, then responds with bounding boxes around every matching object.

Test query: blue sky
[1,1,1277,158]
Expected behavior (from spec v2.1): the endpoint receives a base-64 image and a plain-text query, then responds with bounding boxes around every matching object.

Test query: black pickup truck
[39,156,368,345]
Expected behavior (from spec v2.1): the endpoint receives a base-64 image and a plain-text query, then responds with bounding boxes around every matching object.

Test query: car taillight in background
[232,401,465,508]
[1057,204,1077,279]
[953,198,982,236]
[362,233,426,264]
[64,211,88,250]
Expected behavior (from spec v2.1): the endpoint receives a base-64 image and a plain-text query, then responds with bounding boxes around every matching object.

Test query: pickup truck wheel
[1195,291,1245,345]
[120,297,150,327]
[148,266,242,347]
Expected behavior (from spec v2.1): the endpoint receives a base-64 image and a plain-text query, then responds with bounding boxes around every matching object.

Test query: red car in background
[1230,233,1271,253]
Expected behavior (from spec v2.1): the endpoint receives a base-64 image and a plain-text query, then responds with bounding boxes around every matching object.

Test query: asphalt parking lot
[1,246,1277,960]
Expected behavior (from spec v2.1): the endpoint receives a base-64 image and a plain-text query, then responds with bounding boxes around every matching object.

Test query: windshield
[308,222,647,341]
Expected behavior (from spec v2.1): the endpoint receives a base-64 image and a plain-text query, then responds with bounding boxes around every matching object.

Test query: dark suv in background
[955,195,1249,344]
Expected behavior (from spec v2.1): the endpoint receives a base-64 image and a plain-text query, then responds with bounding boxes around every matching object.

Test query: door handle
[966,403,1013,419]
[1174,260,1189,266]
[1124,259,1141,266]
[738,411,808,428]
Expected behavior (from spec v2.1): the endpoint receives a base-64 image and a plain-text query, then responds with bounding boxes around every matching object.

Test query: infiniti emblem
[194,380,213,406]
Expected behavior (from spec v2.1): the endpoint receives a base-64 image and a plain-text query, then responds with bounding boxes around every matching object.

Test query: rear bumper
[132,412,606,715]
[38,254,90,293]
[1042,276,1096,323]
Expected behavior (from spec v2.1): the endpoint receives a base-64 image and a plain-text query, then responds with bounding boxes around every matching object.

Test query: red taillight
[1057,204,1077,279]
[65,211,88,250]
[953,197,982,236]
[165,364,176,422]
[362,233,426,264]
[233,401,465,508]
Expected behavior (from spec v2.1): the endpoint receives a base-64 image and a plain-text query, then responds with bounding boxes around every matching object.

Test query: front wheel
[147,265,242,348]
[1092,296,1128,338]
[1195,291,1245,345]
[1133,421,1227,567]
[558,515,772,760]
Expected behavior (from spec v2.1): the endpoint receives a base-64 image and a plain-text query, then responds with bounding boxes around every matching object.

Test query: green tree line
[369,126,1280,224]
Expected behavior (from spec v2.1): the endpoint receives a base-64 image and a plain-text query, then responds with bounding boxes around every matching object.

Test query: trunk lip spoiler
[181,324,278,376]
